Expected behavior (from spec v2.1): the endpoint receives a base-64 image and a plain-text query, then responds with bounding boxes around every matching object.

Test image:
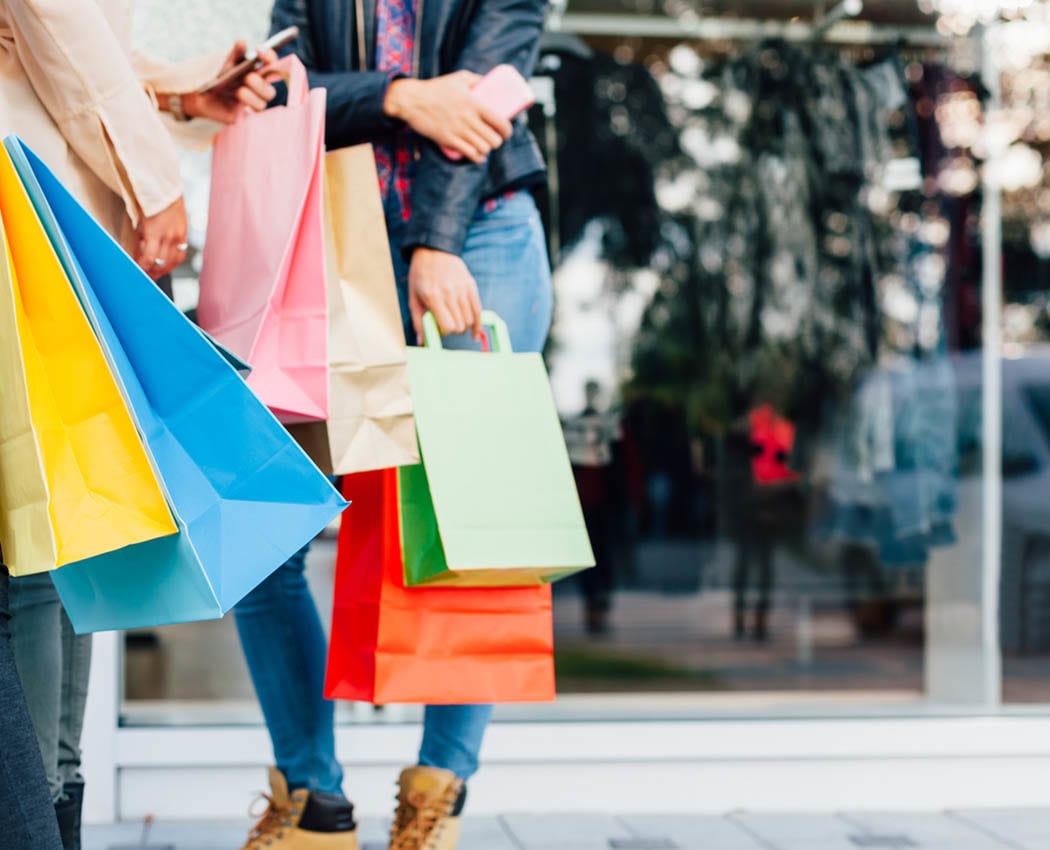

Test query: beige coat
[0,0,220,243]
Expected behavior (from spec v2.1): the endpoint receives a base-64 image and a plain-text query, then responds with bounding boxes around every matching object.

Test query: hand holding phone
[198,26,299,95]
[441,65,535,161]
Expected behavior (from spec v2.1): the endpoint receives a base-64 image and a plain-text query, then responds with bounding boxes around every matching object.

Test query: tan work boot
[387,766,465,850]
[240,768,359,850]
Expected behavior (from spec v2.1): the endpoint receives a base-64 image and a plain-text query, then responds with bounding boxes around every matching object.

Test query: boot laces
[242,793,299,848]
[390,783,460,850]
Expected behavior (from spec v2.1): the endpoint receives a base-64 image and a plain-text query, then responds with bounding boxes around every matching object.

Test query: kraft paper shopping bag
[326,469,556,704]
[287,144,418,474]
[6,137,346,631]
[399,312,594,587]
[0,149,175,577]
[198,55,329,422]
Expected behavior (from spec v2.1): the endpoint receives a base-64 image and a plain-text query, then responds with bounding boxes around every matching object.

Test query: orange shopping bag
[325,469,555,704]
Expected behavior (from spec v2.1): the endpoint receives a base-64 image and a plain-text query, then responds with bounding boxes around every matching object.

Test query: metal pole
[812,0,863,40]
[558,12,945,45]
[547,0,568,32]
[980,22,1004,708]
[81,631,121,823]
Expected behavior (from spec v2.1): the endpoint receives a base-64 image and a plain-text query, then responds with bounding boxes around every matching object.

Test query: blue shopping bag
[5,137,346,632]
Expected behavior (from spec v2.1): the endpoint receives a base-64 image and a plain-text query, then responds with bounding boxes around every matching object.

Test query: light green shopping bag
[400,311,594,587]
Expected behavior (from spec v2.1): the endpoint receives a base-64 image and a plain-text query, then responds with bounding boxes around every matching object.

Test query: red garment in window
[749,404,800,485]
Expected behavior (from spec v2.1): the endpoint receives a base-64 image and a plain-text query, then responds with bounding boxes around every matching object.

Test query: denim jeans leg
[234,544,343,794]
[0,567,63,849]
[58,607,91,788]
[9,571,63,802]
[419,704,495,779]
[387,191,553,785]
[441,192,554,356]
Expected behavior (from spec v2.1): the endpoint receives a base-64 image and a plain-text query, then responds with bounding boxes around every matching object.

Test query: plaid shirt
[373,0,416,220]
[373,0,518,223]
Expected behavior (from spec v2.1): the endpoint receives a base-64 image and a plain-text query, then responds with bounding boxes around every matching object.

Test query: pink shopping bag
[198,56,329,422]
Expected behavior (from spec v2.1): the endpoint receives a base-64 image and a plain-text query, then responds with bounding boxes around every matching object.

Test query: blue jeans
[235,190,552,794]
[0,568,64,849]
[9,573,92,802]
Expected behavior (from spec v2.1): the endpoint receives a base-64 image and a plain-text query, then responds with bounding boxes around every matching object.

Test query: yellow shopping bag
[0,149,176,576]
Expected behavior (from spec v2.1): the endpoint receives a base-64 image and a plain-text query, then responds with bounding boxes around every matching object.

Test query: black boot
[62,782,84,850]
[54,795,77,850]
[753,607,769,643]
[734,604,747,641]
[585,606,610,636]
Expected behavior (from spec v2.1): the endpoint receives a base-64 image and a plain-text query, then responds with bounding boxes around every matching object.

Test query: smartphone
[197,26,299,95]
[441,65,536,161]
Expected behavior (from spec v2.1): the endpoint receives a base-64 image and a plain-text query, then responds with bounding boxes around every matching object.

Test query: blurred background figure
[565,380,620,634]
[729,405,802,643]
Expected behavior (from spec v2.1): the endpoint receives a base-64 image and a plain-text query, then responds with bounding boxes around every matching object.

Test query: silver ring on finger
[153,258,166,267]
[176,242,189,252]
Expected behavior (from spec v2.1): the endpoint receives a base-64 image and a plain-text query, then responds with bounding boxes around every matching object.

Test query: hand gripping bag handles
[5,138,346,632]
[286,144,419,474]
[400,312,595,587]
[326,469,555,704]
[0,146,175,577]
[198,55,329,423]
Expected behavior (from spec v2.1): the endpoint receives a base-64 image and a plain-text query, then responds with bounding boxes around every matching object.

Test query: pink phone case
[441,65,536,161]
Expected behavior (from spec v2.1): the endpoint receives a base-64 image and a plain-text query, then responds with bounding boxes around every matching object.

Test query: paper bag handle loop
[234,54,310,125]
[421,310,512,353]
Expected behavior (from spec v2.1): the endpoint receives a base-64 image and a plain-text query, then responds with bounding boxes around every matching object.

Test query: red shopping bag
[325,469,555,704]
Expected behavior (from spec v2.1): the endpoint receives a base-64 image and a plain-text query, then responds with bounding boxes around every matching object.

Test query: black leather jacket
[271,0,547,256]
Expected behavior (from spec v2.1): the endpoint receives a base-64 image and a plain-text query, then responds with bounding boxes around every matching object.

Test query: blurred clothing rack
[558,13,946,47]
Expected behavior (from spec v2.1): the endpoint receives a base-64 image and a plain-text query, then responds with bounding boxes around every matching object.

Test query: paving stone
[619,814,769,848]
[731,813,863,846]
[500,813,634,849]
[86,817,509,850]
[85,820,249,850]
[956,809,1050,846]
[458,816,519,849]
[359,810,514,843]
[358,815,394,849]
[80,812,1050,850]
[911,843,1018,849]
[841,812,1016,848]
[764,838,854,848]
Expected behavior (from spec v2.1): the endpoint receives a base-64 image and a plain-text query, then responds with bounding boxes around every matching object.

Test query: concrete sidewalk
[85,809,1050,849]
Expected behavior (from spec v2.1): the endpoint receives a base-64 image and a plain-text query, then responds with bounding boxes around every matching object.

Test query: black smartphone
[197,26,299,95]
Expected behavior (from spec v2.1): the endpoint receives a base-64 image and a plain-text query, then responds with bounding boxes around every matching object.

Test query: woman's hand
[408,247,483,340]
[384,72,513,164]
[163,41,279,125]
[135,197,188,280]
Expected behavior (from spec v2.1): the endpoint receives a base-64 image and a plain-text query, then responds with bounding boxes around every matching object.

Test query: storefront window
[123,0,1018,721]
[537,27,981,700]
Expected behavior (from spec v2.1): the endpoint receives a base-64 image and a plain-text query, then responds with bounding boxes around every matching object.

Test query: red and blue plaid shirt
[373,0,516,222]
[373,0,416,220]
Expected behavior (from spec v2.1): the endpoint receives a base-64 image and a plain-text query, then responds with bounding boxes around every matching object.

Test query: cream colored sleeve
[133,48,229,151]
[5,0,183,223]
[132,49,226,96]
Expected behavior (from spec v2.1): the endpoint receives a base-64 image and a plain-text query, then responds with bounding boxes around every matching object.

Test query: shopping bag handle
[234,54,310,124]
[421,310,513,353]
[281,54,311,106]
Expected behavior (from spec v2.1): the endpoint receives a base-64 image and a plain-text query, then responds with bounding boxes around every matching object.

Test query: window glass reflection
[537,36,984,696]
[120,9,1018,712]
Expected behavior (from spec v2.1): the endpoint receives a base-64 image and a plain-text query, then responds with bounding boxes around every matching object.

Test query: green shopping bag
[400,311,594,587]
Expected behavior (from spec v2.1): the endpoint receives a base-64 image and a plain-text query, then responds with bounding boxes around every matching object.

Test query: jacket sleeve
[5,0,183,223]
[132,50,230,152]
[271,0,400,148]
[401,0,547,256]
